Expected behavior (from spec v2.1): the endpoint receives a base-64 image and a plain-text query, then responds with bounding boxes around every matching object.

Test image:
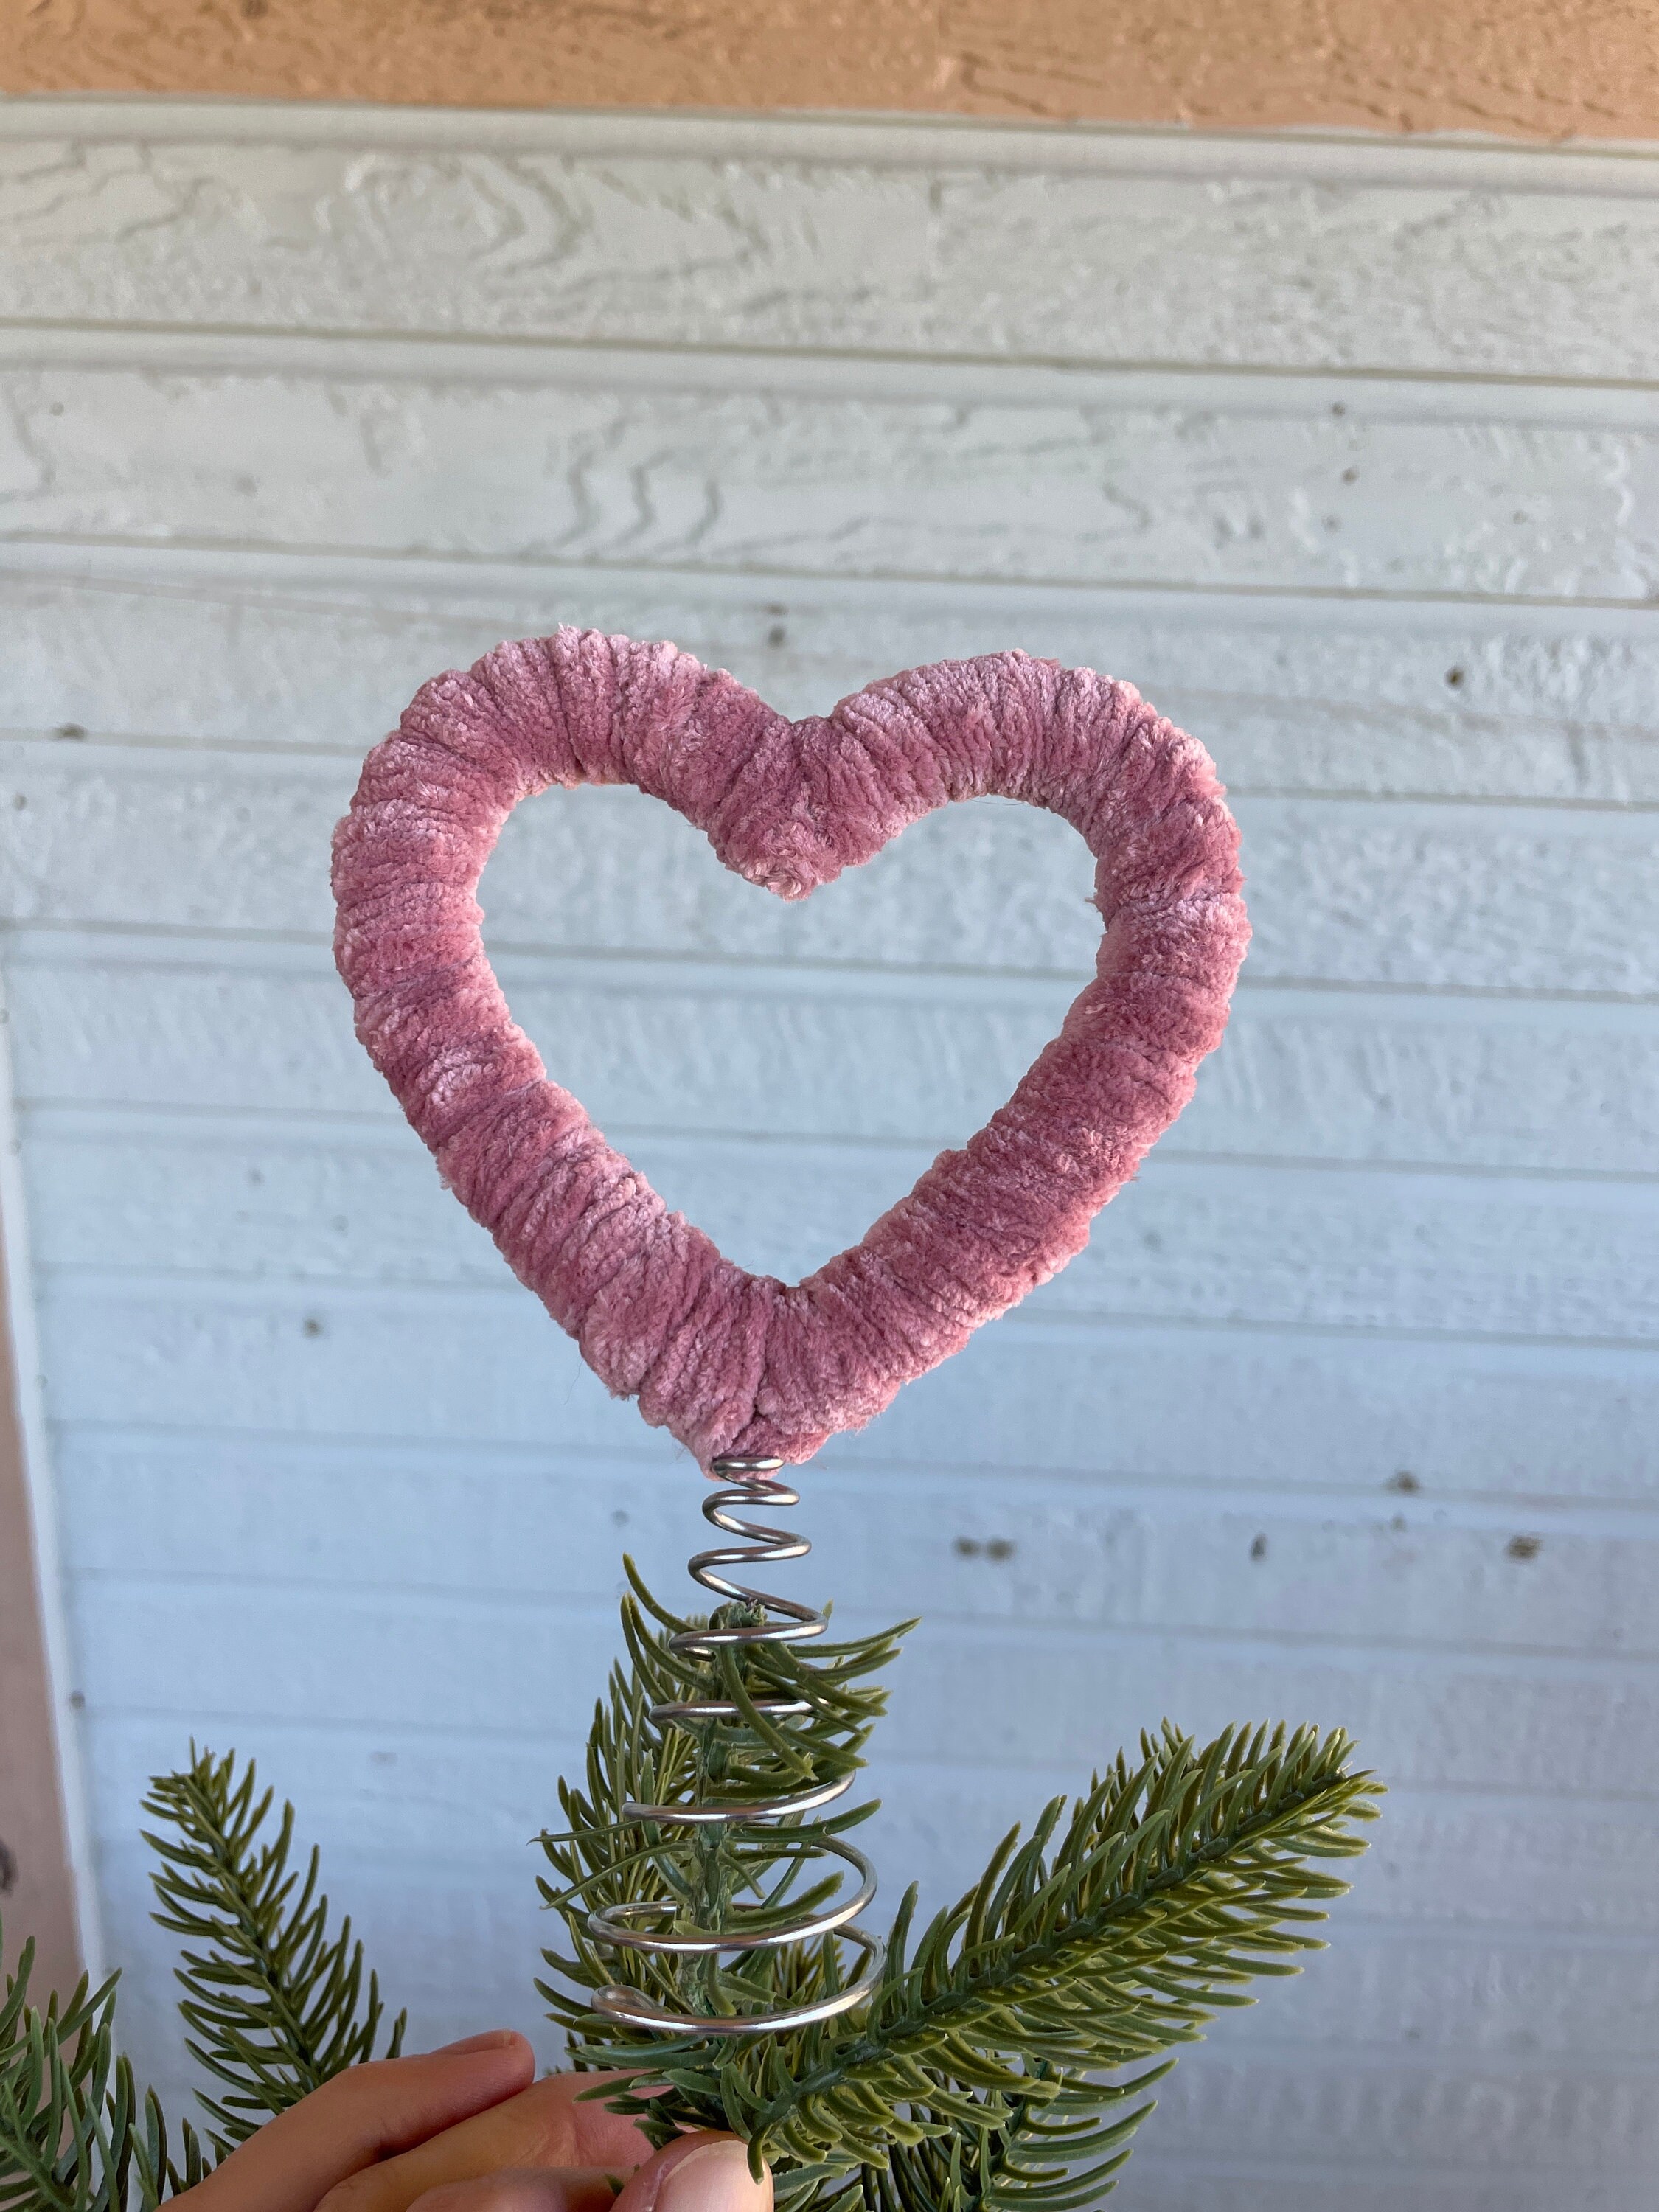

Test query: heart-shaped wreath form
[333,631,1248,1467]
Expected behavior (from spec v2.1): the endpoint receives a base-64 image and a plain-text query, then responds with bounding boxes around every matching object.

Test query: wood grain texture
[7,349,1659,602]
[4,1,1659,141]
[4,748,1657,996]
[7,108,1659,379]
[16,942,1659,1174]
[7,551,1659,801]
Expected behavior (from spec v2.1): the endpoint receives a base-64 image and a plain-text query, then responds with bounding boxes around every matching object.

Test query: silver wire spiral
[588,1455,882,2037]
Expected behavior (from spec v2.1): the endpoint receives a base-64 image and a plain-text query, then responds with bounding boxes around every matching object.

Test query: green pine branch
[0,1923,204,2212]
[143,1748,406,2153]
[5,1558,1379,2212]
[3,1746,407,2209]
[538,1560,907,2057]
[539,1563,1381,2209]
[875,2070,1168,2212]
[744,1721,1374,2178]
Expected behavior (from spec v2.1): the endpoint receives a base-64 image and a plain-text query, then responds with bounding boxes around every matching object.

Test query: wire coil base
[588,1455,882,2038]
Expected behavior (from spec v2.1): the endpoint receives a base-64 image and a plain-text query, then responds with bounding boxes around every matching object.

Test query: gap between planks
[8,321,1659,420]
[9,539,1659,637]
[61,1562,1659,1678]
[10,921,1659,1012]
[49,1416,1659,1523]
[7,316,1659,403]
[7,728,1659,814]
[7,97,1659,194]
[27,1101,1659,1189]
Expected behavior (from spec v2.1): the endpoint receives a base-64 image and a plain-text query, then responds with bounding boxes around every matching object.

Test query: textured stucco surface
[4,0,1659,139]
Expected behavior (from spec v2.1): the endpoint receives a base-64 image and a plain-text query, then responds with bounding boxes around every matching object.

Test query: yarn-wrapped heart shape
[333,631,1248,1467]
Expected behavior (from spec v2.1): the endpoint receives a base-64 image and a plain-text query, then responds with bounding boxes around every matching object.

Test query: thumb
[614,2135,771,2212]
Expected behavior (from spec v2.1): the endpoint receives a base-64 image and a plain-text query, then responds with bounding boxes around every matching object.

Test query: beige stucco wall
[4,0,1658,139]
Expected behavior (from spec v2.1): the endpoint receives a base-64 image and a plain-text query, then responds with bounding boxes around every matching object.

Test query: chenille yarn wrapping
[332,630,1249,1468]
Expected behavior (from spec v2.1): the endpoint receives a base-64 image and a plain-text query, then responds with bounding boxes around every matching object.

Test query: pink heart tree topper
[333,631,1249,1468]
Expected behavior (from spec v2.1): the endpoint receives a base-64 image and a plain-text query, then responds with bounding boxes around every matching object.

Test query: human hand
[178,2032,771,2212]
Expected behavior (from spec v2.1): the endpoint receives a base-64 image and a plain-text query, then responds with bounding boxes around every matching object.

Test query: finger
[554,2074,659,2171]
[184,2035,536,2212]
[433,2034,534,2057]
[614,2134,771,2212]
[317,2076,650,2212]
[411,2169,625,2212]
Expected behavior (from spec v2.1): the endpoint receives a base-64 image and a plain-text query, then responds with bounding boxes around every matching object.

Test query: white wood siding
[3,98,1656,2209]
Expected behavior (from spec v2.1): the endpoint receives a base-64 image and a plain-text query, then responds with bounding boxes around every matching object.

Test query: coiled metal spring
[588,1454,881,2037]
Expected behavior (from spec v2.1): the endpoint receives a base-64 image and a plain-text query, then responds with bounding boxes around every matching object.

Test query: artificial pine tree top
[0,1473,1377,2211]
[538,1470,1378,2211]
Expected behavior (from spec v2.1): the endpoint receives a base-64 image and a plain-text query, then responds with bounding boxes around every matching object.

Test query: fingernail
[656,2140,770,2212]
[431,2029,524,2055]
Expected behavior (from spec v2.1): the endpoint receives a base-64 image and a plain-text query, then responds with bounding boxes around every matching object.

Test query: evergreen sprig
[744,1719,1371,2183]
[876,2072,1166,2212]
[0,1925,203,2212]
[2,1558,1378,2212]
[538,1560,907,2045]
[538,1562,1380,2210]
[1,1745,408,2208]
[142,1749,406,2152]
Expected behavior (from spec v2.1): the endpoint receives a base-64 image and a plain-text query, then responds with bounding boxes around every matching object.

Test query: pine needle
[539,1573,1382,2209]
[143,1747,406,2153]
[1,1582,1379,2212]
[1,1747,403,2205]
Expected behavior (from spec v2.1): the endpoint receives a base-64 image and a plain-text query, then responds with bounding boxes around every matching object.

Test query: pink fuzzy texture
[332,630,1248,1468]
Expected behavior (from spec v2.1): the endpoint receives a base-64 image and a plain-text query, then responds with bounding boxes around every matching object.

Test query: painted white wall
[3,97,1657,2210]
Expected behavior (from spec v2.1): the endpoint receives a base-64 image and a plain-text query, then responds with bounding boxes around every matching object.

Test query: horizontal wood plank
[60,1571,1659,1801]
[36,1279,1659,1502]
[80,1827,1656,2207]
[10,946,1659,1174]
[1,114,1656,380]
[5,351,1659,602]
[1135,2047,1657,2183]
[75,1817,1659,2176]
[1120,2163,1640,2212]
[3,748,1656,995]
[78,1707,1659,1954]
[5,552,1658,804]
[52,1430,1659,1660]
[25,1121,1659,1346]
